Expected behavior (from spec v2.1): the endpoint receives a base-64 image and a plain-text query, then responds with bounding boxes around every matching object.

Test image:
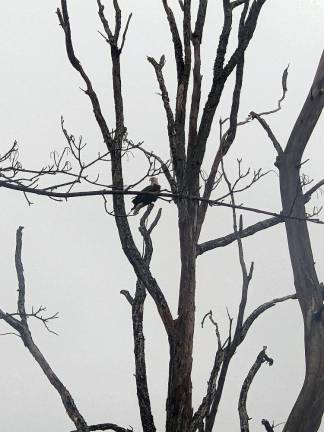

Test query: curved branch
[239,347,273,432]
[57,1,113,149]
[241,293,297,342]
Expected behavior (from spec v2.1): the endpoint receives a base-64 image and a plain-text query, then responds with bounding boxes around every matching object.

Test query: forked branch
[121,206,163,432]
[1,227,89,432]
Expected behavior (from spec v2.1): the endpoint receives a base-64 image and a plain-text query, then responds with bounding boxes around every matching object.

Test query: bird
[131,177,161,215]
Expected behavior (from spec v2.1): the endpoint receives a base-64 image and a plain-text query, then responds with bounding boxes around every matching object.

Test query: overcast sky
[0,1,324,431]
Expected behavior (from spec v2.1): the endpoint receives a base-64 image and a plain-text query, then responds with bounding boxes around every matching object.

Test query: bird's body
[131,177,161,215]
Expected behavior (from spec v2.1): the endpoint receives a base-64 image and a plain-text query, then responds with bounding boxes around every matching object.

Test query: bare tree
[1,1,324,431]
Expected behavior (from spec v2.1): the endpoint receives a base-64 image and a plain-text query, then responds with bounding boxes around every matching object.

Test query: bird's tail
[132,203,143,215]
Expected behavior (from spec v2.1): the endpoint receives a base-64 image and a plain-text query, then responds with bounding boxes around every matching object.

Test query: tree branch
[249,111,283,156]
[57,1,113,150]
[3,228,89,432]
[161,0,184,82]
[188,0,207,154]
[196,53,245,238]
[197,177,324,257]
[257,65,289,117]
[125,138,177,195]
[70,423,132,432]
[194,292,296,431]
[238,347,273,432]
[129,206,161,432]
[58,0,174,337]
[16,226,27,326]
[147,55,180,183]
[285,49,324,159]
[1,180,322,225]
[192,0,267,181]
[304,178,324,203]
[261,419,275,432]
[241,293,297,342]
[197,216,281,256]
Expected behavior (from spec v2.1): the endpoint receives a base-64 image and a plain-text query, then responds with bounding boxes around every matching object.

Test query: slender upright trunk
[166,199,197,432]
[277,51,324,431]
[279,155,324,432]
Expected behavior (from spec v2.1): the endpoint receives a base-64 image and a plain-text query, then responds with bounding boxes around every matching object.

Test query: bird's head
[150,177,159,185]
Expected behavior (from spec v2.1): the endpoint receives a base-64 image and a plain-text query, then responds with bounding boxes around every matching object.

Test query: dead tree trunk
[166,199,198,431]
[278,50,324,432]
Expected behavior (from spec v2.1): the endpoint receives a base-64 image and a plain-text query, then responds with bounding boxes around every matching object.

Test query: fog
[0,1,323,431]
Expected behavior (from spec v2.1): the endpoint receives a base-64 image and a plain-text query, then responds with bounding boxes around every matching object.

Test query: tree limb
[127,206,162,432]
[249,111,283,156]
[196,53,245,238]
[238,347,273,432]
[147,55,179,183]
[241,293,297,342]
[161,0,184,82]
[16,226,27,326]
[1,180,322,225]
[304,179,324,203]
[57,1,113,150]
[284,49,324,160]
[197,216,281,256]
[197,177,324,257]
[4,228,89,432]
[193,1,267,180]
[261,419,275,432]
[70,423,132,432]
[193,292,296,431]
[58,0,174,337]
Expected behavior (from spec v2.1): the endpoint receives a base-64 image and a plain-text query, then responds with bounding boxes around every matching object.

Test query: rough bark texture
[166,198,197,431]
[278,50,324,432]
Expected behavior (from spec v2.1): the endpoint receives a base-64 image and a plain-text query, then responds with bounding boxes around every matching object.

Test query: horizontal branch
[70,423,132,432]
[1,181,322,225]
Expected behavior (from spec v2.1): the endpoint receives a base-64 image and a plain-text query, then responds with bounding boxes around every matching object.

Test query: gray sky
[0,0,324,431]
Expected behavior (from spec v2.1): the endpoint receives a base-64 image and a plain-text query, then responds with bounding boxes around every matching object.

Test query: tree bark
[279,50,324,432]
[166,199,197,432]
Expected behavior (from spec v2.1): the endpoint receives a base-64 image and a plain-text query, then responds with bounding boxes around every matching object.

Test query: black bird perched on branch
[131,177,161,215]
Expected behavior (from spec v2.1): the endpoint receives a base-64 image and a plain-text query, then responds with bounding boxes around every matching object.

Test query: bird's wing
[131,185,152,205]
